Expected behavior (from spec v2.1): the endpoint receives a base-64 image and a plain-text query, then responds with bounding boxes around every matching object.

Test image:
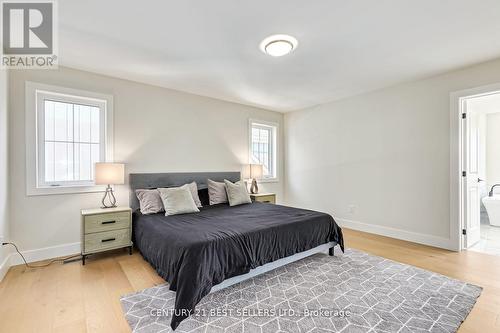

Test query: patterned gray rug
[120,249,482,333]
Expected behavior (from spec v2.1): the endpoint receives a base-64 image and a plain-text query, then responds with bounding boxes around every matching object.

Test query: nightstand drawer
[84,229,131,253]
[84,211,131,234]
[252,194,276,204]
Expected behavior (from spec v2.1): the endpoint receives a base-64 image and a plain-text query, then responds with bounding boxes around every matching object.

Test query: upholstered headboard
[129,172,241,211]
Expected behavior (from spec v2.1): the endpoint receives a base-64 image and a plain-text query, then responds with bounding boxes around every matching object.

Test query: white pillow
[135,189,164,215]
[207,179,228,205]
[158,187,200,216]
[184,181,202,207]
[224,180,251,207]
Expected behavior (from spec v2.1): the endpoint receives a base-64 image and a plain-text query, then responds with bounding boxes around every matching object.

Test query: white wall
[9,67,284,260]
[486,112,500,190]
[285,58,500,250]
[0,69,10,278]
[9,58,500,261]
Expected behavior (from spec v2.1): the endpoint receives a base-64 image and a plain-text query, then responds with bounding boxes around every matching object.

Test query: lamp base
[250,178,259,194]
[101,185,117,208]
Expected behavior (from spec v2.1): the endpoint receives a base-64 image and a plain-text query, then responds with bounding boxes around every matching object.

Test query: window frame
[26,82,114,196]
[248,119,279,182]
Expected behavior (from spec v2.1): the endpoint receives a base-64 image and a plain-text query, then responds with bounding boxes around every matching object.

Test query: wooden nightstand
[250,193,276,204]
[81,207,133,265]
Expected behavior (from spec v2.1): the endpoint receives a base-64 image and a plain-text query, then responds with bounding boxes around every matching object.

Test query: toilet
[482,196,500,227]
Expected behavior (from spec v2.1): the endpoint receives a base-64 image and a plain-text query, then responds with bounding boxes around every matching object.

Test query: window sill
[27,185,106,196]
[259,178,279,184]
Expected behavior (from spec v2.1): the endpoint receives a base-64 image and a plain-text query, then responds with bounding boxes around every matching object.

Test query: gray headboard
[129,172,241,211]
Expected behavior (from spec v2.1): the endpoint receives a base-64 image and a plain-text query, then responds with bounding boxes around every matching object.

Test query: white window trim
[25,81,114,196]
[248,119,279,183]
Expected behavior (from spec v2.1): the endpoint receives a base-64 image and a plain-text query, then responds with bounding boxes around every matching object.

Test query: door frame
[450,82,500,251]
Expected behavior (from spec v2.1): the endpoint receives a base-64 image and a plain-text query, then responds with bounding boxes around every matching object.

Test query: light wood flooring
[0,228,499,332]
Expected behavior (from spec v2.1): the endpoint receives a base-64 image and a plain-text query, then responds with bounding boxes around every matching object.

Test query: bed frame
[211,241,336,292]
[129,172,337,293]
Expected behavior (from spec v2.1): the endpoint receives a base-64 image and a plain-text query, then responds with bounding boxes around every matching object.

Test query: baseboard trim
[0,253,11,282]
[9,242,81,266]
[0,219,454,282]
[336,217,454,250]
[0,242,81,283]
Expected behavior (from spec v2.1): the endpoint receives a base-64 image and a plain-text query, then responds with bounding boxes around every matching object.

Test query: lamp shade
[95,163,125,185]
[249,164,263,179]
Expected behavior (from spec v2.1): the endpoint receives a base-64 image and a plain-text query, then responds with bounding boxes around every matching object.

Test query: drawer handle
[101,221,116,225]
[101,238,116,243]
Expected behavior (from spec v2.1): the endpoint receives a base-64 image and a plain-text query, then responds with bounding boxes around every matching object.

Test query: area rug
[120,249,482,333]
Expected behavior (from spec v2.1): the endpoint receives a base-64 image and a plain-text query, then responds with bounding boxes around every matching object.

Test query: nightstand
[81,206,133,265]
[250,193,276,204]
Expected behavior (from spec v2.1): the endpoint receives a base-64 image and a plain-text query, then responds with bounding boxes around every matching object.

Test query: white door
[463,101,481,248]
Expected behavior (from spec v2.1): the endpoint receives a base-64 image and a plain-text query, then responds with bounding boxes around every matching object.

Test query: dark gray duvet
[132,202,344,330]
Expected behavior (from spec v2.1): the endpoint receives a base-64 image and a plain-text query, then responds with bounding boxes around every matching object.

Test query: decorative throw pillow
[224,180,251,207]
[158,187,200,216]
[135,189,164,215]
[184,181,202,207]
[207,179,228,205]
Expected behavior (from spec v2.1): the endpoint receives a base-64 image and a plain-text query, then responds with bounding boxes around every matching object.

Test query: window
[249,120,278,180]
[26,82,113,195]
[37,94,106,187]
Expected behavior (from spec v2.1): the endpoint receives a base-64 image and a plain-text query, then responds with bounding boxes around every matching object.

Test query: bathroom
[467,93,500,255]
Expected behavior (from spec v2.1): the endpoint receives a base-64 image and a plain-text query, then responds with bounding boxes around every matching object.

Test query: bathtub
[482,196,500,227]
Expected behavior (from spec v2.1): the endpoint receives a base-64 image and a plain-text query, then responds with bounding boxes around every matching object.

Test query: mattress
[132,202,344,330]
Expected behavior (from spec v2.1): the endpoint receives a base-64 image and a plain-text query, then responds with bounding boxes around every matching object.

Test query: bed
[130,172,344,330]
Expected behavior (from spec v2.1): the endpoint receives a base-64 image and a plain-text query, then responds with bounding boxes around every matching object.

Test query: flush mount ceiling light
[260,34,298,57]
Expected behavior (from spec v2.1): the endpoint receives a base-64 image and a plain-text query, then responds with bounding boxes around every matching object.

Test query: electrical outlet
[348,205,356,214]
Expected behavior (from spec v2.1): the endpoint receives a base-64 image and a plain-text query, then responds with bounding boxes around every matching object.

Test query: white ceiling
[59,0,500,112]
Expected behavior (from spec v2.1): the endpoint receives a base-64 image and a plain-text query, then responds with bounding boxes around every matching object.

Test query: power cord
[2,242,82,268]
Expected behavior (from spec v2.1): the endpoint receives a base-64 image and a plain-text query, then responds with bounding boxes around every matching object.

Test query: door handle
[478,178,485,183]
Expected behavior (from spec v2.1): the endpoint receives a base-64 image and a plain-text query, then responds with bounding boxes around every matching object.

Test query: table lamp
[247,164,263,194]
[95,163,125,208]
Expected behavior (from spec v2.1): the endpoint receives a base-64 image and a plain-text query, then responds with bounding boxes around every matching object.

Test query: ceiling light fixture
[260,34,298,57]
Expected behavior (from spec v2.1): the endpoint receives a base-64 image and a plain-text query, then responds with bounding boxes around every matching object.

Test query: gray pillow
[224,180,251,207]
[184,181,202,207]
[207,179,228,205]
[158,187,200,216]
[135,189,164,215]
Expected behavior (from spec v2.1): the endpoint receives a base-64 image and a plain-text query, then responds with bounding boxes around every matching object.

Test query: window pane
[67,104,74,141]
[79,105,91,143]
[260,129,269,143]
[54,142,69,181]
[44,101,55,141]
[54,101,68,141]
[67,143,74,181]
[91,107,100,143]
[45,142,54,182]
[79,143,91,181]
[252,128,259,141]
[74,143,80,180]
[39,95,105,186]
[250,124,275,178]
[74,105,80,142]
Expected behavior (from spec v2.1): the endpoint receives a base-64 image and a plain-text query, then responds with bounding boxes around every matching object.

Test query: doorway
[460,92,500,254]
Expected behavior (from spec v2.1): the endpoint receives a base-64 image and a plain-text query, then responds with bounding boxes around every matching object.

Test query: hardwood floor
[0,228,499,332]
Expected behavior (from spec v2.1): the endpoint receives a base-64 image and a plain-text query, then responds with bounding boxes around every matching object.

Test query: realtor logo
[1,1,58,68]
